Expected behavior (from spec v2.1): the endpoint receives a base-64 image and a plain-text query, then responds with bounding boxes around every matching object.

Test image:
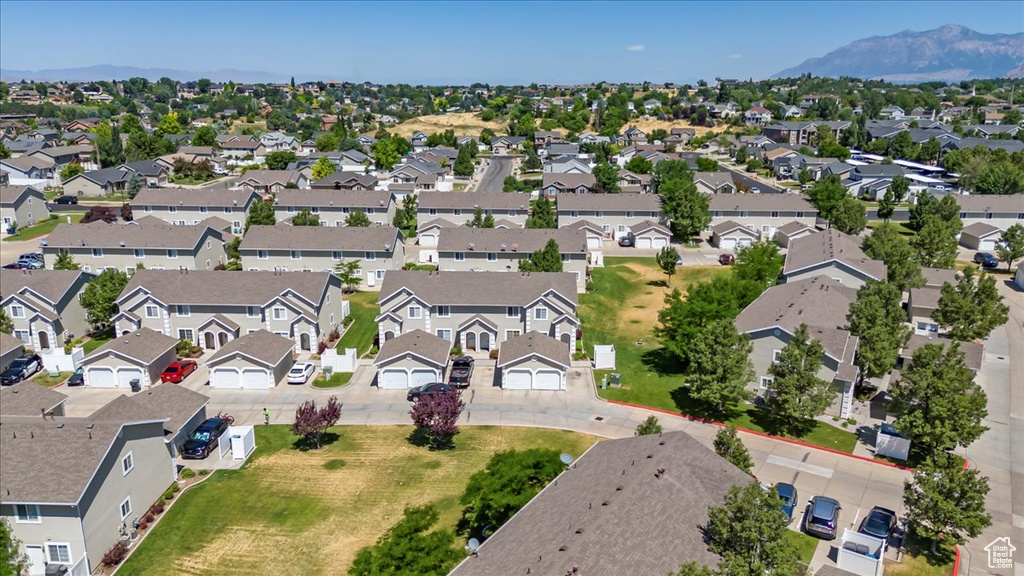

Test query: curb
[953,545,961,576]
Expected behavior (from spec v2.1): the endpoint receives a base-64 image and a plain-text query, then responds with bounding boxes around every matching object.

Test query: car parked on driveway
[407,382,454,402]
[161,360,198,383]
[287,362,315,384]
[1,354,43,386]
[66,366,85,386]
[718,253,735,265]
[13,258,42,269]
[448,356,474,388]
[775,483,798,519]
[858,506,897,545]
[19,253,43,263]
[181,418,229,459]
[974,252,999,268]
[804,496,841,540]
[617,233,635,247]
[53,195,78,205]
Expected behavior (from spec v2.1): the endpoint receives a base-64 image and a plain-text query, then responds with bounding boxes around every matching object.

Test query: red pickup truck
[448,356,474,388]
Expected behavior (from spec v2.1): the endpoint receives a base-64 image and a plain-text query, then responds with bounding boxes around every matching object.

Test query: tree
[909,194,960,232]
[465,207,494,228]
[890,342,988,456]
[0,517,27,576]
[624,155,653,174]
[192,125,217,147]
[392,194,417,238]
[903,452,992,552]
[121,203,133,222]
[877,189,897,221]
[350,505,461,576]
[995,223,1024,272]
[889,130,916,160]
[519,238,563,272]
[660,174,710,240]
[671,563,716,576]
[912,215,960,269]
[592,161,620,193]
[797,168,813,185]
[889,175,910,204]
[847,280,911,379]
[291,209,321,226]
[828,196,866,235]
[458,449,563,538]
[311,156,336,180]
[635,415,663,436]
[80,269,129,326]
[525,196,557,229]
[119,113,144,135]
[706,483,799,576]
[291,396,342,450]
[685,320,754,416]
[155,111,182,136]
[696,157,719,171]
[60,163,85,182]
[265,151,298,170]
[126,172,143,199]
[734,241,783,287]
[806,176,847,220]
[245,200,275,231]
[933,266,1009,341]
[316,132,339,152]
[373,138,400,171]
[713,425,753,474]
[766,324,834,431]
[734,146,748,164]
[521,144,542,171]
[346,210,372,227]
[0,308,12,335]
[656,246,680,284]
[97,125,125,167]
[53,249,80,270]
[410,389,464,450]
[453,145,474,177]
[0,142,9,160]
[862,223,923,293]
[334,260,363,293]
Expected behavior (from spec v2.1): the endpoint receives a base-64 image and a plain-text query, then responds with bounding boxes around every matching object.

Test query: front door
[300,332,311,351]
[25,546,45,576]
[465,332,476,351]
[480,332,490,351]
[37,331,49,350]
[204,332,216,349]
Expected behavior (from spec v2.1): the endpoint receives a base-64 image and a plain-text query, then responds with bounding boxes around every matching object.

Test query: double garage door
[635,236,669,249]
[86,366,143,388]
[379,368,438,389]
[719,237,754,250]
[210,367,272,389]
[504,369,562,390]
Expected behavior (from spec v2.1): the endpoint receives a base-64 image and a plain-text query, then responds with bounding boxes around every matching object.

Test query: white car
[287,362,315,384]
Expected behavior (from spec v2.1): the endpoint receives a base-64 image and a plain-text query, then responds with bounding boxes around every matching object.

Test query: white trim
[119,496,132,520]
[14,503,40,523]
[46,542,72,565]
[122,451,134,476]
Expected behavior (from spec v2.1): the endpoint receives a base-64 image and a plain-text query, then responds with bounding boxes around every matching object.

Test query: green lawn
[784,529,820,566]
[118,425,596,576]
[866,220,916,237]
[312,371,353,388]
[3,214,82,242]
[82,327,114,354]
[885,531,955,576]
[583,258,858,454]
[31,371,71,388]
[337,291,381,357]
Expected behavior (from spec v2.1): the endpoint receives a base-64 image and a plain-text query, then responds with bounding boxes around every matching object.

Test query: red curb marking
[952,545,961,576]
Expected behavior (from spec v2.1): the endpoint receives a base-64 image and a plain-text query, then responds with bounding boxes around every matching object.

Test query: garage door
[379,369,409,389]
[420,234,438,247]
[117,367,143,389]
[720,238,737,250]
[979,239,997,251]
[738,238,754,247]
[411,369,436,388]
[87,366,115,388]
[242,368,270,389]
[211,368,241,389]
[652,237,668,248]
[586,237,601,249]
[636,237,653,249]
[534,370,562,390]
[505,369,532,390]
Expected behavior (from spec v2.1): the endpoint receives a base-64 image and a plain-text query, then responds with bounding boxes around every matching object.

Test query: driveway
[475,157,512,192]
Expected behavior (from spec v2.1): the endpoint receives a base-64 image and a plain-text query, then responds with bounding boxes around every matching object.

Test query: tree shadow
[667,385,743,423]
[406,427,457,451]
[646,279,669,288]
[292,431,340,452]
[639,347,685,377]
[745,408,816,438]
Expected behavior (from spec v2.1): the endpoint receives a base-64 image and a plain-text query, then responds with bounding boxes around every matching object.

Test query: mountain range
[774,24,1024,82]
[0,65,312,84]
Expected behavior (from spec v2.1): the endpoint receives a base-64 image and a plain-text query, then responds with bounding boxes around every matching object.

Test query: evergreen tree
[453,145,474,177]
[846,280,911,379]
[245,199,276,231]
[713,425,754,474]
[934,266,1009,341]
[685,320,754,416]
[525,196,556,229]
[53,249,80,270]
[766,324,834,432]
[392,194,418,238]
[904,453,991,552]
[346,210,372,227]
[519,239,563,272]
[291,209,321,226]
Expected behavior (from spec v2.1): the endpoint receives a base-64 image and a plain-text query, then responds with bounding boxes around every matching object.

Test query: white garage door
[652,236,668,248]
[87,366,115,388]
[420,234,438,247]
[586,236,601,249]
[117,367,143,389]
[380,369,409,389]
[720,238,737,250]
[636,236,653,249]
[242,368,270,389]
[534,370,562,390]
[738,237,754,247]
[211,368,241,389]
[979,239,997,251]
[505,369,532,390]
[411,369,436,388]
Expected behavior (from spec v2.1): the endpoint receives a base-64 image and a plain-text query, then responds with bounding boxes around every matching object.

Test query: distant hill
[0,65,309,84]
[774,24,1024,83]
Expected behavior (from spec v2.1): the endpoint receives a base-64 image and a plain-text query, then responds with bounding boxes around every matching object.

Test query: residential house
[708,194,818,240]
[533,130,563,148]
[541,173,596,195]
[437,227,589,292]
[80,328,178,389]
[665,127,695,147]
[617,170,651,193]
[219,137,266,159]
[955,194,1024,230]
[762,121,851,146]
[113,269,344,353]
[775,221,816,248]
[694,172,736,195]
[206,330,296,389]
[626,220,672,248]
[28,145,97,172]
[557,193,663,240]
[490,136,527,155]
[735,276,860,417]
[260,132,299,152]
[744,106,773,126]
[310,171,377,191]
[375,270,579,353]
[543,156,591,175]
[0,185,48,232]
[133,187,259,235]
[274,189,396,227]
[710,220,759,249]
[899,334,983,373]
[781,229,887,289]
[0,332,23,372]
[624,125,647,145]
[373,329,451,389]
[236,170,309,197]
[496,331,570,390]
[43,218,227,274]
[0,381,67,418]
[1,269,92,350]
[959,222,1004,250]
[62,161,169,197]
[0,155,56,186]
[544,143,580,158]
[417,192,531,228]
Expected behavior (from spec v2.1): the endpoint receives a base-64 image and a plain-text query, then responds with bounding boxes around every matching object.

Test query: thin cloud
[727,54,743,60]
[626,44,646,52]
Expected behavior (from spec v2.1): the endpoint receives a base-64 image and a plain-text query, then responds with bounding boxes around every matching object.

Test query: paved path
[475,157,512,192]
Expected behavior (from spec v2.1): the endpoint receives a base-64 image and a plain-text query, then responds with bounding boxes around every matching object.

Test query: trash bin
[129,379,141,392]
[610,373,621,387]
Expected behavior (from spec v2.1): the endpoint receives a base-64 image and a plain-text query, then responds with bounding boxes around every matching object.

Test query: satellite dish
[560,453,574,466]
[467,538,480,552]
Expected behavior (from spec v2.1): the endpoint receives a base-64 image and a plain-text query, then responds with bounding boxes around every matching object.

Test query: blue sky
[1,1,1021,84]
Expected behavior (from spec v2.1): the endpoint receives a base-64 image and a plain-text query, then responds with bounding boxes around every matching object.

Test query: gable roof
[0,184,45,205]
[542,173,596,189]
[46,218,221,250]
[83,328,178,365]
[239,170,303,186]
[900,334,983,372]
[241,224,401,252]
[709,194,816,213]
[784,229,887,281]
[0,269,85,305]
[0,381,68,417]
[556,193,662,212]
[275,189,392,209]
[438,228,587,254]
[497,331,570,368]
[961,222,1002,238]
[379,270,578,308]
[132,187,259,208]
[0,331,23,357]
[955,194,1023,213]
[119,270,332,307]
[694,171,734,190]
[417,191,532,211]
[374,329,450,367]
[206,329,295,367]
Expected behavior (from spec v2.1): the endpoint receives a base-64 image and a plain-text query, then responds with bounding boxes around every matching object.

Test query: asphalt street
[475,156,512,192]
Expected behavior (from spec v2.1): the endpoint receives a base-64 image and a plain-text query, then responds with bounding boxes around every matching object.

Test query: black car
[54,195,78,205]
[858,506,897,544]
[181,418,229,459]
[407,382,454,402]
[804,496,842,540]
[617,234,635,247]
[448,356,474,388]
[1,354,42,386]
[973,252,999,269]
[66,366,85,386]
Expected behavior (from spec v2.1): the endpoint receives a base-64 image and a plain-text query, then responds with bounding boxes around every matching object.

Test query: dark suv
[181,418,229,459]
[1,354,43,386]
[858,506,897,545]
[448,356,474,388]
[407,382,454,402]
[973,252,999,269]
[804,496,841,540]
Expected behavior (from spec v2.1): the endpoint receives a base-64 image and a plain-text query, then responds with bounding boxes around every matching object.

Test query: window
[14,504,39,523]
[143,205,152,213]
[92,248,103,258]
[595,211,603,218]
[46,543,71,564]
[145,305,158,318]
[506,306,520,318]
[770,211,779,219]
[272,307,286,320]
[534,308,548,320]
[291,250,301,260]
[985,213,993,220]
[626,211,634,218]
[126,267,136,276]
[454,209,462,216]
[168,206,177,213]
[561,254,570,262]
[9,305,24,318]
[408,306,422,319]
[119,497,132,521]
[232,221,242,233]
[224,207,233,214]
[487,253,497,262]
[206,240,212,249]
[713,210,722,218]
[570,210,579,218]
[167,249,179,259]
[177,220,186,226]
[178,329,194,342]
[364,251,376,261]
[454,252,465,261]
[760,376,773,390]
[958,212,967,219]
[435,306,450,317]
[796,211,804,218]
[246,306,260,318]
[505,329,521,340]
[428,208,437,216]
[133,248,145,258]
[176,305,190,317]
[287,206,296,213]
[376,269,386,280]
[206,259,212,269]
[739,211,748,218]
[332,251,342,260]
[773,349,781,363]
[14,330,29,344]
[199,206,208,214]
[257,250,269,260]
[122,452,134,476]
[507,209,515,217]
[436,329,452,341]
[83,266,91,272]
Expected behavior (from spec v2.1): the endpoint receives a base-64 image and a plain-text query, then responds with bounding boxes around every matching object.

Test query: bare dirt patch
[620,117,721,139]
[390,113,505,138]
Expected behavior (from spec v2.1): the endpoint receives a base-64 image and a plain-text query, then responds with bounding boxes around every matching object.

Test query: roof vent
[559,545,569,552]
[575,527,584,534]
[646,454,653,459]
[601,501,610,506]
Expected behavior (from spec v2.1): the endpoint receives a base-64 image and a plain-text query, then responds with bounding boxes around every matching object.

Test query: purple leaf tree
[410,389,465,450]
[292,395,342,449]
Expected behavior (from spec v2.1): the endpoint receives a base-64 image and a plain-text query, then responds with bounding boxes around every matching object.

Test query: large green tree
[660,174,710,240]
[911,215,960,269]
[265,151,298,170]
[685,320,754,416]
[995,223,1024,272]
[828,196,866,235]
[192,125,217,147]
[904,453,992,552]
[457,449,563,539]
[847,280,911,379]
[80,269,129,326]
[349,505,462,576]
[453,145,474,177]
[0,517,27,576]
[519,238,563,272]
[706,483,799,576]
[392,194,418,237]
[713,425,754,475]
[96,125,125,167]
[525,195,556,229]
[933,266,1009,341]
[155,111,183,136]
[53,249,80,270]
[311,156,336,180]
[346,210,372,227]
[862,222,923,293]
[806,175,847,220]
[291,209,321,226]
[766,324,834,432]
[733,241,784,287]
[592,161,620,193]
[245,200,276,231]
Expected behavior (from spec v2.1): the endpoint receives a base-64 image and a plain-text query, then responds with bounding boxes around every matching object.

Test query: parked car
[181,418,229,459]
[858,506,897,544]
[617,234,635,247]
[407,382,454,402]
[66,366,85,386]
[287,362,315,384]
[13,258,42,269]
[775,483,798,519]
[53,195,78,205]
[718,253,735,265]
[974,252,999,269]
[448,356,474,388]
[2,262,26,269]
[0,354,43,386]
[19,253,43,263]
[161,360,198,383]
[804,496,842,540]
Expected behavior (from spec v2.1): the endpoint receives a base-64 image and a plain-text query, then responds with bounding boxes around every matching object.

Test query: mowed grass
[81,327,114,354]
[784,529,821,566]
[884,532,955,576]
[118,426,596,576]
[3,214,83,242]
[582,257,858,453]
[337,291,380,357]
[30,371,71,388]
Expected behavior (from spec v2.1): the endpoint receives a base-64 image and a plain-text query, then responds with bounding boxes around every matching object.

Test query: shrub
[144,513,155,523]
[342,316,354,328]
[102,541,129,566]
[171,483,181,493]
[198,469,210,476]
[489,349,499,360]
[138,517,149,530]
[148,503,165,515]
[450,346,463,357]
[213,263,227,271]
[180,468,196,479]
[329,327,341,341]
[163,488,176,500]
[317,341,328,354]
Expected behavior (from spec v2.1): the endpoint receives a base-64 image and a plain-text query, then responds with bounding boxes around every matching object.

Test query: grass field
[117,426,596,576]
[582,258,858,453]
[337,291,380,357]
[390,112,505,138]
[884,532,955,576]
[4,214,82,242]
[866,221,917,237]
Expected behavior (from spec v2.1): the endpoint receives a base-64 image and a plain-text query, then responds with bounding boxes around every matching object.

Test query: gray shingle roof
[417,191,532,211]
[438,228,587,254]
[449,431,752,576]
[90,384,209,441]
[0,332,23,356]
[46,218,221,250]
[776,221,815,236]
[374,329,450,367]
[239,170,303,186]
[711,220,757,235]
[206,329,295,367]
[784,229,887,281]
[133,187,258,208]
[541,173,596,189]
[556,193,662,212]
[955,193,1023,213]
[0,269,84,305]
[0,381,67,417]
[379,270,578,308]
[119,270,332,307]
[910,286,942,311]
[709,194,817,213]
[275,189,392,209]
[241,225,402,252]
[310,171,377,189]
[901,334,983,372]
[83,328,178,365]
[694,171,735,191]
[497,331,570,368]
[961,222,1002,237]
[920,267,957,288]
[0,184,44,205]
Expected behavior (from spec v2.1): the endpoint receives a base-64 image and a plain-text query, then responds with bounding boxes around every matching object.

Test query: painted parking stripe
[766,454,835,478]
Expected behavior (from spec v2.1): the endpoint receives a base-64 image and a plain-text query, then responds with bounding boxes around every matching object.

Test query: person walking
[263,407,270,426]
